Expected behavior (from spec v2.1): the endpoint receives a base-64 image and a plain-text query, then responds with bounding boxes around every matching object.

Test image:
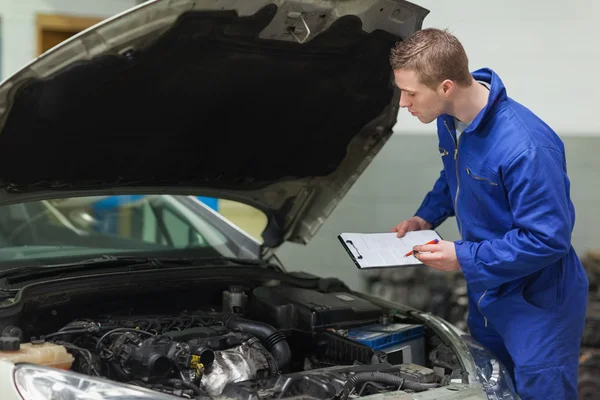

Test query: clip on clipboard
[338,230,443,269]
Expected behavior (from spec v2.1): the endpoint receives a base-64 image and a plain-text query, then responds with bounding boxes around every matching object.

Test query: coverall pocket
[465,167,498,186]
[521,264,562,311]
[461,158,511,229]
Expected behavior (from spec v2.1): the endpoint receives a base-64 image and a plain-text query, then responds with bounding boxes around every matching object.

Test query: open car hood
[0,0,428,249]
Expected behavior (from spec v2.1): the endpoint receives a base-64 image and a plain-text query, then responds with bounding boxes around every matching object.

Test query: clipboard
[338,230,443,270]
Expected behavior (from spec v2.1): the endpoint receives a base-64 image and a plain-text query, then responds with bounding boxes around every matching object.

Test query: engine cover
[250,286,382,332]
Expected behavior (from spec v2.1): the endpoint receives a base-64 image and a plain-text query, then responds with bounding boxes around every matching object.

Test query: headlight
[461,336,520,400]
[13,363,177,400]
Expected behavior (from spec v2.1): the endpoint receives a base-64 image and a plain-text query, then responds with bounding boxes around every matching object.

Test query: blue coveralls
[414,68,589,400]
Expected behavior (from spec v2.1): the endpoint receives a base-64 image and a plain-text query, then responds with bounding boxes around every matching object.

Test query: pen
[404,238,439,257]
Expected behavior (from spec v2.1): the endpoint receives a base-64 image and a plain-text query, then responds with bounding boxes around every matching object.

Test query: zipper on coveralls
[443,120,463,237]
[443,120,488,328]
[477,290,488,327]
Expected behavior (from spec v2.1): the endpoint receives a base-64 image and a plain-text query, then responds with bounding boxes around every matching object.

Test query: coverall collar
[460,68,509,135]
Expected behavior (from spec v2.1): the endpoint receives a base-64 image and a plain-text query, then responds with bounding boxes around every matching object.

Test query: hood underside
[0,0,428,248]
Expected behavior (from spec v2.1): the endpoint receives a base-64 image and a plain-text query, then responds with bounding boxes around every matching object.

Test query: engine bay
[0,278,466,399]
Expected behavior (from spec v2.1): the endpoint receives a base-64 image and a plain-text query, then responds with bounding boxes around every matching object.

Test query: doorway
[36,13,104,56]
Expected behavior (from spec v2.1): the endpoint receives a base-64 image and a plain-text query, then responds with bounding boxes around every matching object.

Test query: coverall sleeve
[455,146,572,292]
[414,169,455,228]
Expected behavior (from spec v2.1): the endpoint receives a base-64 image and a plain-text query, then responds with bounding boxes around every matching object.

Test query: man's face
[393,68,447,124]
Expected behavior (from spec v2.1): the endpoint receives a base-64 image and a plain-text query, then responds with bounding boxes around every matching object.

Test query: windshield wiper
[0,255,275,281]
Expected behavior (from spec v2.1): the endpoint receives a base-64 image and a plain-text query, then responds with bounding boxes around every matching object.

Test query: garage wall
[392,0,600,136]
[276,134,600,291]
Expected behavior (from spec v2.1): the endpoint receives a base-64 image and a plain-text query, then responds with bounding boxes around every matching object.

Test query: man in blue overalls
[389,28,588,399]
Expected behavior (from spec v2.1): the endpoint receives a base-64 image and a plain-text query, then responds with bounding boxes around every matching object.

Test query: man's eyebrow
[399,87,416,93]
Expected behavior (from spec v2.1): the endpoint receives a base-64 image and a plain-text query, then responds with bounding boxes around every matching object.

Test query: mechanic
[388,28,588,400]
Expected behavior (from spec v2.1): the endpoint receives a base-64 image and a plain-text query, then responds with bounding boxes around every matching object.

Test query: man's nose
[399,92,411,108]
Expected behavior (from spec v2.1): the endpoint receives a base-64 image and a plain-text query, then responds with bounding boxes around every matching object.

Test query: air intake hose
[217,313,291,371]
[348,371,404,388]
[340,371,440,399]
[402,380,440,392]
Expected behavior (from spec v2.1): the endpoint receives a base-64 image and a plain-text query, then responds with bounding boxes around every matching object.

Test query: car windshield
[0,194,267,265]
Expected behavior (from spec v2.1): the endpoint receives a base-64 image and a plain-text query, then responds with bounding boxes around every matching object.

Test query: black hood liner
[0,5,398,190]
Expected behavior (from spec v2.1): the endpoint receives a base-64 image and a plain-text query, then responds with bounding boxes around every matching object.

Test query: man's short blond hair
[390,28,472,89]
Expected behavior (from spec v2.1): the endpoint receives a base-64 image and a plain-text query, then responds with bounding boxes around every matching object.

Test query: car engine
[38,311,289,398]
[0,283,464,399]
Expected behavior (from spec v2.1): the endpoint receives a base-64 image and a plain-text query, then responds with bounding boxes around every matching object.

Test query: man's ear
[439,79,454,97]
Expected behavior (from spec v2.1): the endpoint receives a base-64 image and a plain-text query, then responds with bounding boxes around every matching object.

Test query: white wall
[393,0,600,136]
[0,0,138,80]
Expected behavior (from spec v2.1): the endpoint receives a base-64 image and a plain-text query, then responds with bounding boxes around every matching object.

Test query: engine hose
[402,380,440,392]
[44,329,91,339]
[247,337,279,375]
[349,371,405,388]
[339,372,404,400]
[340,372,440,399]
[214,313,291,371]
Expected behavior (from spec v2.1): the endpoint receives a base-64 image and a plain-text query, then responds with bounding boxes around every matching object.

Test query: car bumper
[0,359,487,400]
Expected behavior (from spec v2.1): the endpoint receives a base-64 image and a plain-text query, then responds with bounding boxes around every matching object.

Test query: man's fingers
[395,224,408,237]
[414,253,445,271]
[413,244,440,253]
[391,223,405,235]
[414,252,442,262]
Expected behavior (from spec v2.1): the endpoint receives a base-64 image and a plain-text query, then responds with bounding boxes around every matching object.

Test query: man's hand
[413,240,460,272]
[391,216,432,238]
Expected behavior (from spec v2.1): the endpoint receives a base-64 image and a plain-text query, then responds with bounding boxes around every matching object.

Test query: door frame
[36,13,104,56]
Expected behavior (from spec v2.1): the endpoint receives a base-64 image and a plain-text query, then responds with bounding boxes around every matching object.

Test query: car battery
[346,322,425,366]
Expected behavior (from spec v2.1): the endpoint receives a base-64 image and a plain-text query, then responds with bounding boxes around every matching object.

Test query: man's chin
[416,115,435,124]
